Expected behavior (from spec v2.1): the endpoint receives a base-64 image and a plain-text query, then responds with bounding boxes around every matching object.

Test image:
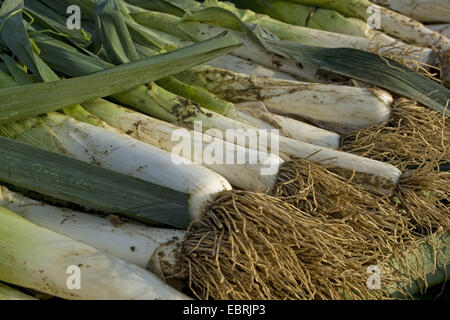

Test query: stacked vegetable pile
[0,0,448,300]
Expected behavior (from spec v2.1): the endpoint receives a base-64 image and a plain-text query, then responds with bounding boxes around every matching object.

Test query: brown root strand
[368,36,442,82]
[273,158,434,298]
[182,191,405,300]
[395,167,450,235]
[342,99,449,234]
[182,191,313,300]
[342,99,449,171]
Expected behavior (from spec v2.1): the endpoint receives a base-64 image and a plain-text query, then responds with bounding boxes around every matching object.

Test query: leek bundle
[0,69,413,300]
[2,117,392,300]
[0,185,188,273]
[35,0,450,227]
[28,0,450,239]
[125,3,449,233]
[2,0,446,299]
[134,0,435,65]
[3,186,447,300]
[0,205,190,300]
[17,27,403,195]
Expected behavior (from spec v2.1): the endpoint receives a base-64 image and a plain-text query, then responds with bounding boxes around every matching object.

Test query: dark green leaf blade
[0,137,190,228]
[95,0,139,64]
[0,31,241,124]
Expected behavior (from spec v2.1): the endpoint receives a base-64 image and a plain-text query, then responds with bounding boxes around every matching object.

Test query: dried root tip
[342,99,449,171]
[182,190,415,300]
[395,167,450,235]
[341,98,449,233]
[272,159,432,298]
[274,159,414,242]
[182,191,314,300]
[368,38,441,81]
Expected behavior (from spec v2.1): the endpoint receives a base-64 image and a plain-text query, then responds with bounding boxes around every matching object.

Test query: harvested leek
[234,102,341,148]
[81,99,283,192]
[0,185,186,272]
[0,205,190,300]
[2,115,386,300]
[280,0,450,52]
[128,4,450,113]
[0,70,411,300]
[0,111,232,222]
[7,182,441,301]
[176,65,393,132]
[372,0,450,23]
[17,30,403,194]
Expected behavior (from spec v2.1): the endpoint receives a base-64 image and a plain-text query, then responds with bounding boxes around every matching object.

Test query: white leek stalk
[132,11,328,82]
[372,0,450,23]
[0,206,189,300]
[235,102,341,148]
[208,54,297,80]
[0,113,232,221]
[178,66,393,132]
[0,282,37,300]
[112,88,401,193]
[110,93,401,193]
[190,24,323,82]
[82,98,399,193]
[0,186,186,276]
[82,99,282,192]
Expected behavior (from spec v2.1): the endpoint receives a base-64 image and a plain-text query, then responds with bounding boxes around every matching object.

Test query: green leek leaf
[0,137,190,228]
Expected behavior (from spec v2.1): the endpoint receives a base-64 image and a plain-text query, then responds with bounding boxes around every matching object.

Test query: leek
[0,205,189,300]
[0,112,232,222]
[176,65,393,132]
[234,102,341,148]
[81,99,282,192]
[372,0,450,23]
[229,0,392,39]
[0,185,186,273]
[281,0,450,52]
